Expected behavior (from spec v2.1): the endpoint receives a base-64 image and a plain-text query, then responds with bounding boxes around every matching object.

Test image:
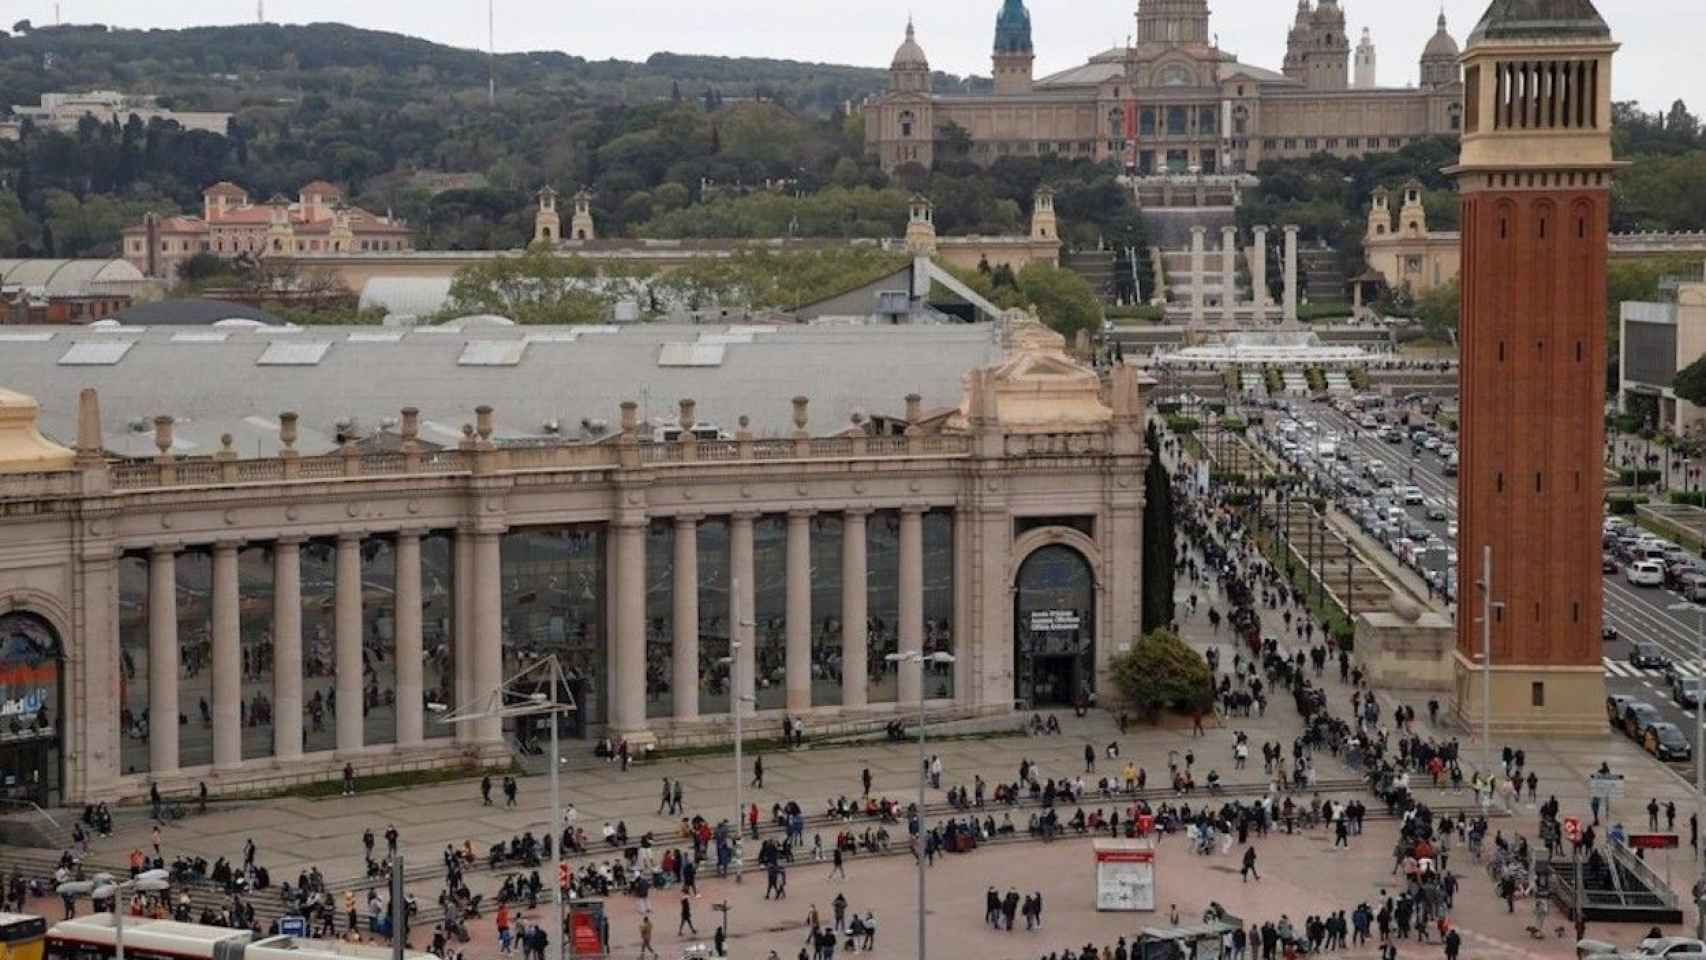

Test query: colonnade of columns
[1185,224,1297,325]
[609,506,935,739]
[129,504,945,777]
[135,529,451,778]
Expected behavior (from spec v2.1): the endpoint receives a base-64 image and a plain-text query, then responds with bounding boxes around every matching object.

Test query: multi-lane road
[1271,398,1706,775]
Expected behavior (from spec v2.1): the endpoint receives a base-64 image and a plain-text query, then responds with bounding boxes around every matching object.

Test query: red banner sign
[1628,833,1680,850]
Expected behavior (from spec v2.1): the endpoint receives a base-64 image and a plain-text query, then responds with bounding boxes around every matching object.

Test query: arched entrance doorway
[1013,545,1095,707]
[0,612,64,806]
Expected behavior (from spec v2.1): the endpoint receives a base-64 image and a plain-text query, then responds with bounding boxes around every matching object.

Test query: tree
[11,19,29,33]
[1141,422,1176,634]
[174,252,230,284]
[1414,279,1460,342]
[1108,628,1213,721]
[1674,354,1706,408]
[1015,262,1103,340]
[446,247,613,324]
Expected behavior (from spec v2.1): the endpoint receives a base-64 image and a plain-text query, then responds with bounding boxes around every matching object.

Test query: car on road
[1644,722,1693,762]
[1446,522,1457,541]
[1630,642,1670,670]
[1401,486,1424,505]
[1425,501,1449,522]
[1382,428,1404,444]
[1607,693,1638,727]
[1627,560,1666,587]
[1602,554,1619,574]
[1622,701,1663,739]
[1675,677,1706,708]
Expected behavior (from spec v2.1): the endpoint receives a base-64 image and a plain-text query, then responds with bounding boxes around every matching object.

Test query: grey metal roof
[0,259,146,295]
[0,323,1003,451]
[1469,0,1610,43]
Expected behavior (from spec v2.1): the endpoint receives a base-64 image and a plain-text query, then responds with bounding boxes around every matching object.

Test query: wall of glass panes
[500,526,607,732]
[117,554,150,776]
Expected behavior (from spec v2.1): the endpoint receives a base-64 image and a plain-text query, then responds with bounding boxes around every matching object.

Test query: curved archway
[1013,544,1096,707]
[0,611,65,805]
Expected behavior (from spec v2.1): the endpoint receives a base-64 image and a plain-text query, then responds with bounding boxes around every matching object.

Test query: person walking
[639,916,658,959]
[678,895,697,936]
[1084,743,1096,773]
[861,768,872,797]
[1241,846,1260,883]
[481,775,493,806]
[659,778,673,816]
[752,755,765,789]
[672,779,684,815]
[343,763,356,797]
[1648,798,1660,831]
[828,847,846,881]
[1444,926,1462,960]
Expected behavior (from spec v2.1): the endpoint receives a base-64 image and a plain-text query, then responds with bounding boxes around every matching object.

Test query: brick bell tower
[1449,0,1620,736]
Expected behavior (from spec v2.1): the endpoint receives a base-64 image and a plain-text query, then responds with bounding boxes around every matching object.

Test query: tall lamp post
[431,656,575,960]
[719,576,757,857]
[885,649,956,960]
[1670,600,1706,922]
[58,870,170,960]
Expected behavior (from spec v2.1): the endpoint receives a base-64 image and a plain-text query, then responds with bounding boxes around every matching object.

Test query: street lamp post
[59,870,170,960]
[431,656,575,960]
[1670,600,1706,912]
[885,649,956,960]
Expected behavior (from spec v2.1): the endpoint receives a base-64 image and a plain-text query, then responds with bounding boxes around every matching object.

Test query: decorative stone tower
[889,19,931,94]
[1354,27,1377,88]
[992,0,1034,95]
[1301,0,1351,90]
[1397,179,1428,237]
[904,195,938,256]
[533,187,561,244]
[1449,0,1618,736]
[1420,11,1462,88]
[265,195,294,256]
[1365,186,1393,243]
[1030,185,1057,242]
[570,190,596,241]
[1135,0,1211,46]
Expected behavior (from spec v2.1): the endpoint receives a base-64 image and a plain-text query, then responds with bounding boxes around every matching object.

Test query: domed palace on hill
[867,0,1464,174]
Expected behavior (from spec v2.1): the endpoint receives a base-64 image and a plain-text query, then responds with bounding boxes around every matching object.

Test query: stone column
[472,530,505,745]
[335,533,365,754]
[613,520,648,736]
[841,510,869,709]
[1221,225,1237,325]
[211,541,242,770]
[147,546,180,774]
[672,515,700,722]
[394,530,424,747]
[785,510,812,712]
[897,507,925,705]
[1252,226,1269,315]
[1283,224,1299,324]
[272,538,304,761]
[453,531,474,743]
[729,513,757,714]
[1189,225,1206,326]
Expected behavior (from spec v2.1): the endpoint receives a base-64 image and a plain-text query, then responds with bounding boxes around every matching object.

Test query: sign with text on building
[1030,610,1082,632]
[1093,839,1156,912]
[1628,833,1680,850]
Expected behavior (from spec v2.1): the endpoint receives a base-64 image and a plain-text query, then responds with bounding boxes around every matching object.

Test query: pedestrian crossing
[1603,656,1706,680]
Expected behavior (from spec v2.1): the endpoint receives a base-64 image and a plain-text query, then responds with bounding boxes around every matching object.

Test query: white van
[1627,561,1665,587]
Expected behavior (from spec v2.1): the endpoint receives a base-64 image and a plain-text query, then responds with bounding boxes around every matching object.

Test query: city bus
[46,915,438,960]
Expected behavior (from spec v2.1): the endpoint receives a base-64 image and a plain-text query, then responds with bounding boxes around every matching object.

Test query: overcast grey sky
[25,0,1697,112]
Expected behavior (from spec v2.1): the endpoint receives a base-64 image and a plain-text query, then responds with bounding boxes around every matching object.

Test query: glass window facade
[422,531,457,729]
[809,515,843,707]
[1014,545,1096,707]
[359,537,397,747]
[644,521,674,719]
[866,510,900,704]
[176,549,214,770]
[922,510,955,700]
[499,525,607,732]
[117,553,150,776]
[697,519,732,717]
[299,538,337,754]
[238,546,274,761]
[752,517,787,711]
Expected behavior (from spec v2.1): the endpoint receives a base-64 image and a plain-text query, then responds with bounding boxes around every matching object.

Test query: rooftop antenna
[487,0,496,107]
[55,2,61,25]
[257,0,264,22]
